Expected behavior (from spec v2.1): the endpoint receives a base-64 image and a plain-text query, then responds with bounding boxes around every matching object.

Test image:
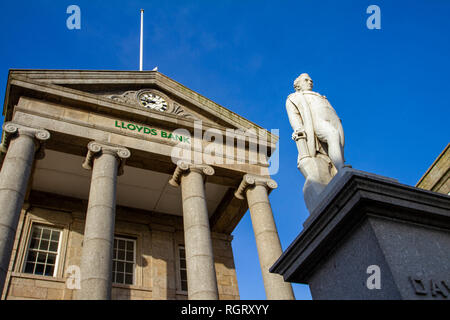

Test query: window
[23,225,62,277]
[179,246,188,292]
[112,237,136,285]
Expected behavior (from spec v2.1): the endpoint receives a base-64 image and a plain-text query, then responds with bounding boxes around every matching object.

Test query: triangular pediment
[4,70,276,145]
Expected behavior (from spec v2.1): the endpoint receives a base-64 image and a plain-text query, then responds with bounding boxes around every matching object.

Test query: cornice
[6,77,276,151]
[4,70,278,144]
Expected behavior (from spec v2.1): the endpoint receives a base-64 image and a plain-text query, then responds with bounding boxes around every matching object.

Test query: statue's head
[294,73,313,92]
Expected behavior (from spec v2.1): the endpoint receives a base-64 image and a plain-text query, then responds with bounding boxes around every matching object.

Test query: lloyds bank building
[0,70,295,300]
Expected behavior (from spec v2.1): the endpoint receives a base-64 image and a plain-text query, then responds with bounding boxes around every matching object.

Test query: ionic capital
[169,161,215,187]
[0,122,51,159]
[234,174,278,200]
[82,141,131,176]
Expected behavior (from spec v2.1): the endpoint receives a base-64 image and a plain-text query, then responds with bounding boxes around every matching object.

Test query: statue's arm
[286,97,313,161]
[286,98,304,132]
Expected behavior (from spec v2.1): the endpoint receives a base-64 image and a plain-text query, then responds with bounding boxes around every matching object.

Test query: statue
[286,73,346,211]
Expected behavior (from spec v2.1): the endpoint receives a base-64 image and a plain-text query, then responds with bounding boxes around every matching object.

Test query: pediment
[4,70,276,145]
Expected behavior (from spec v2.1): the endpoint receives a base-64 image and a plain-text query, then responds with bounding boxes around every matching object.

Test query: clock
[138,92,168,112]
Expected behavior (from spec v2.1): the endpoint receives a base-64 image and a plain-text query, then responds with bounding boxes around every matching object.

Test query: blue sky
[1,1,449,300]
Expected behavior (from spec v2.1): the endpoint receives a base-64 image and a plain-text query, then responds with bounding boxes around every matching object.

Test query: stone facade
[0,70,291,300]
[416,143,450,195]
[2,192,239,300]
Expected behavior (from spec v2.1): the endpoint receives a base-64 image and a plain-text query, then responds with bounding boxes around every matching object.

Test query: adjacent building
[416,143,450,195]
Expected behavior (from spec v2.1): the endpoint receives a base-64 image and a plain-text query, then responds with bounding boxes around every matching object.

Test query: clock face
[138,92,168,112]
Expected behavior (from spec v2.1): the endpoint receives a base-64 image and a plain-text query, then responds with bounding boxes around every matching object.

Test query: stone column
[169,162,219,300]
[0,122,50,292]
[78,141,130,300]
[235,174,295,300]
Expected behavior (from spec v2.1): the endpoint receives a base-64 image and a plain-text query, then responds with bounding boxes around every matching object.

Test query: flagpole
[140,9,144,71]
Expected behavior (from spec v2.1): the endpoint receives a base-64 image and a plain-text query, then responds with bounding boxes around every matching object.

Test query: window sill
[176,290,188,296]
[11,272,153,293]
[10,272,66,283]
[112,283,152,292]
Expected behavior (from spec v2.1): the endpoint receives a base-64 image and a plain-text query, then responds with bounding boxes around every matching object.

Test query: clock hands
[139,93,168,112]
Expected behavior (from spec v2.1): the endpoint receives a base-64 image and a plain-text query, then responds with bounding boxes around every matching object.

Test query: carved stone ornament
[105,89,199,120]
[169,161,215,187]
[82,141,131,176]
[0,122,51,159]
[234,174,278,200]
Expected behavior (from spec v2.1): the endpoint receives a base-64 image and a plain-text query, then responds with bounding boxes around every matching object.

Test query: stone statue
[286,73,346,211]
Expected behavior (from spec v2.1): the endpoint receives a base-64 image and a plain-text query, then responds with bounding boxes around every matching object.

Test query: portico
[0,70,293,300]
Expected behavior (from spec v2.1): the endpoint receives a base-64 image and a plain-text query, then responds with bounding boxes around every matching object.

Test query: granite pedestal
[270,168,450,300]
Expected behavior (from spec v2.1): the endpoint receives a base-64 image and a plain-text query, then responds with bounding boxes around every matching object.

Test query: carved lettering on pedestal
[430,280,448,298]
[408,277,428,295]
[408,277,449,299]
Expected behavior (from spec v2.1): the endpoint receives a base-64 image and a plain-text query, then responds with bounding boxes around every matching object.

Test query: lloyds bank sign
[115,120,191,144]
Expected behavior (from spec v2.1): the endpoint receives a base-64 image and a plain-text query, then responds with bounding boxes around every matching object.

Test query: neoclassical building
[0,70,294,300]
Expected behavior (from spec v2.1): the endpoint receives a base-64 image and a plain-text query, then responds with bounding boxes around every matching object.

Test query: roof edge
[416,143,450,187]
[5,69,278,142]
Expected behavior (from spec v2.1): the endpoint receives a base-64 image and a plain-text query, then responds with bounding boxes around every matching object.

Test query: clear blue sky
[1,1,449,300]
